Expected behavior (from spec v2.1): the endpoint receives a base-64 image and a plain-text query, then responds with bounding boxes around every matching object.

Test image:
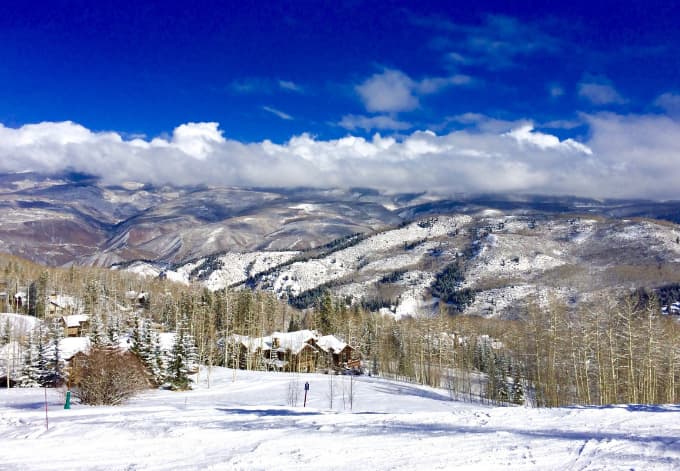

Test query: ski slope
[1,368,678,470]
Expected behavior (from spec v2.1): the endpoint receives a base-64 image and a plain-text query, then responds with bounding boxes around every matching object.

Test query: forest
[1,252,679,407]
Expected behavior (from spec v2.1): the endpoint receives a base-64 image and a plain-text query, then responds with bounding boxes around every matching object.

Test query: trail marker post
[304,381,310,407]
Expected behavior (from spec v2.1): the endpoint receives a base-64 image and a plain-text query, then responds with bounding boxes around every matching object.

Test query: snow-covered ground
[1,368,678,470]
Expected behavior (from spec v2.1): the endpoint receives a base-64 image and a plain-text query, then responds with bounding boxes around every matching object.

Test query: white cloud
[2,115,680,198]
[356,70,419,113]
[338,114,412,131]
[356,69,471,113]
[655,92,680,115]
[262,106,294,121]
[578,81,627,105]
[505,124,592,154]
[170,122,225,159]
[417,75,472,94]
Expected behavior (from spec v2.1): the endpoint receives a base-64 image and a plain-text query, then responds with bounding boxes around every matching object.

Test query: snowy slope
[124,212,680,319]
[0,313,41,337]
[1,368,679,470]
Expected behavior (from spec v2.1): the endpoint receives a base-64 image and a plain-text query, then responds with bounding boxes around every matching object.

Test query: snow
[271,216,469,296]
[48,295,79,310]
[58,337,91,360]
[316,335,347,353]
[1,368,679,470]
[0,313,40,336]
[233,330,319,355]
[61,315,89,328]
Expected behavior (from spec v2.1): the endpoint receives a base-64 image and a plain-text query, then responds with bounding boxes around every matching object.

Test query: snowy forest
[1,252,679,407]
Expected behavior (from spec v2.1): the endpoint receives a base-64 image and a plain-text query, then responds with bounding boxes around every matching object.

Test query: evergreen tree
[511,366,525,405]
[88,314,106,347]
[18,331,41,387]
[317,291,334,334]
[107,316,121,346]
[167,315,197,390]
[151,331,166,385]
[32,328,51,386]
[129,316,144,358]
[47,320,65,386]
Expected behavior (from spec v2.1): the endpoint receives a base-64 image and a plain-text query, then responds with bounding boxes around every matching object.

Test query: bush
[70,347,150,405]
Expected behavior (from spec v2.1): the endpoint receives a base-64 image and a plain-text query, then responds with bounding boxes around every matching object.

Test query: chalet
[316,335,361,372]
[48,294,80,316]
[227,330,360,374]
[61,315,90,337]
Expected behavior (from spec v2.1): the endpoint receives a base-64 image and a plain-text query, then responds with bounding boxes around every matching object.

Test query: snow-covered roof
[317,335,349,353]
[272,330,318,354]
[59,337,91,359]
[62,314,89,328]
[231,330,320,355]
[49,294,79,309]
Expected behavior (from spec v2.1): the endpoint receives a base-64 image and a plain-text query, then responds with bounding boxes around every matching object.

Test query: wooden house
[227,330,360,374]
[48,294,80,316]
[317,335,360,372]
[61,315,90,337]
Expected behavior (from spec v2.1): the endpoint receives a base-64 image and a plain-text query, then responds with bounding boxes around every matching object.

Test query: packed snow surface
[1,368,678,470]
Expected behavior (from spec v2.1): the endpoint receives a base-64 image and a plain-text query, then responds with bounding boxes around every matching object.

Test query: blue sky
[1,1,680,198]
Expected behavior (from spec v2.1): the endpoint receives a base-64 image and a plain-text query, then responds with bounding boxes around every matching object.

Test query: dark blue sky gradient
[1,0,679,142]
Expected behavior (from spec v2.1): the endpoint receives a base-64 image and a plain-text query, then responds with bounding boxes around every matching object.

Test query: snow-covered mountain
[5,172,680,317]
[126,212,680,319]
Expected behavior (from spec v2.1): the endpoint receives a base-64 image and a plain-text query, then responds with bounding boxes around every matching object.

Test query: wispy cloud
[548,83,565,98]
[230,78,304,95]
[655,92,680,115]
[279,80,303,93]
[262,106,293,120]
[419,14,560,69]
[578,79,627,105]
[338,114,412,131]
[230,78,270,94]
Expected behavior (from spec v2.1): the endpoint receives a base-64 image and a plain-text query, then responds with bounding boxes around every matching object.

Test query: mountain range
[3,171,680,318]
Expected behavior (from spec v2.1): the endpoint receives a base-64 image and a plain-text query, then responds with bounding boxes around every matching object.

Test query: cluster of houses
[228,329,361,374]
[1,282,363,376]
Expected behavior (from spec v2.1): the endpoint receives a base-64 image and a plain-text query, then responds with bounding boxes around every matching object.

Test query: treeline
[2,253,680,407]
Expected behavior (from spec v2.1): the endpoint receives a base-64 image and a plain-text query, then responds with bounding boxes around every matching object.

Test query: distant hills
[4,171,680,318]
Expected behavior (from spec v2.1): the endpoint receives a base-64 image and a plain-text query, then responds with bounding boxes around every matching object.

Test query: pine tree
[32,328,51,386]
[89,314,106,347]
[18,330,41,387]
[107,316,121,346]
[151,331,166,385]
[511,366,525,405]
[167,315,197,390]
[129,316,144,358]
[47,319,65,387]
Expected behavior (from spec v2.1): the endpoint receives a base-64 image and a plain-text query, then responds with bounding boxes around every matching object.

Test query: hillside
[1,368,678,470]
[131,212,680,319]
